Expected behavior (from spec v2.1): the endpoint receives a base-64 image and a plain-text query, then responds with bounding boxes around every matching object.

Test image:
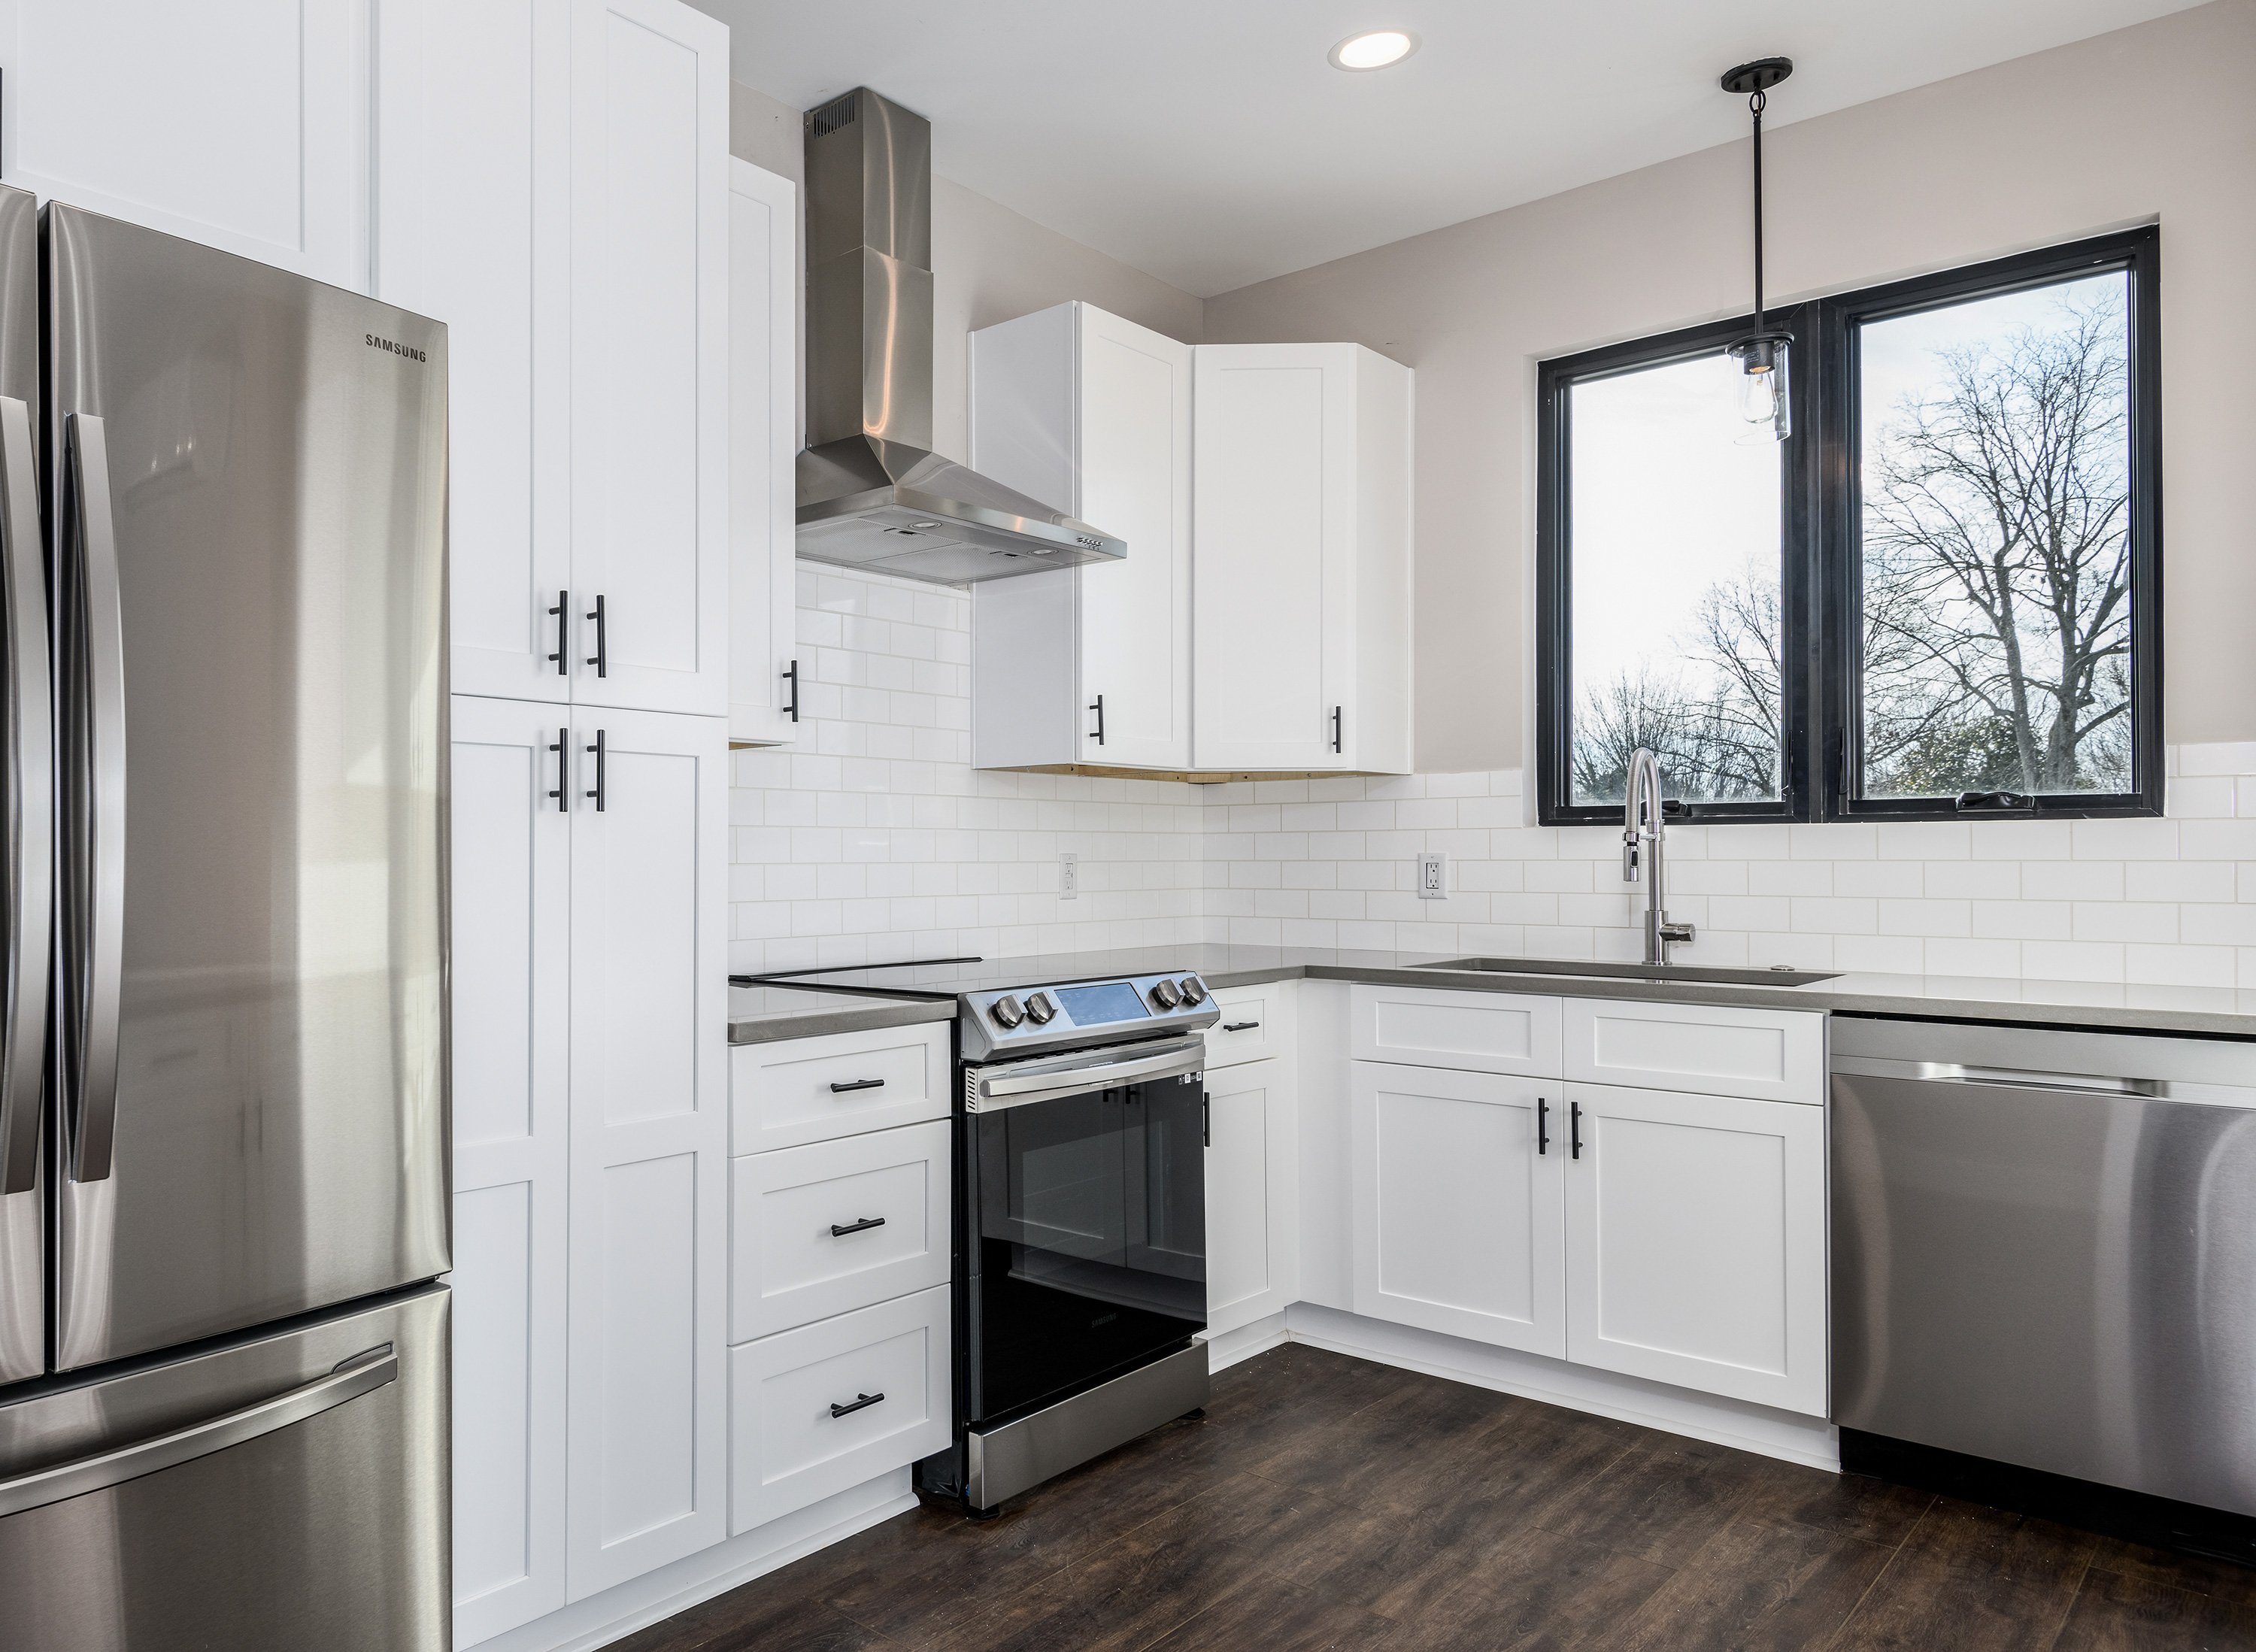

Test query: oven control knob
[1150,978,1183,1010]
[990,994,1026,1029]
[1178,975,1208,1006]
[1025,991,1057,1025]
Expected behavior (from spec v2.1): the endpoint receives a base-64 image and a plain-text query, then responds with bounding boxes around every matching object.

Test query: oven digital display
[1054,982,1149,1024]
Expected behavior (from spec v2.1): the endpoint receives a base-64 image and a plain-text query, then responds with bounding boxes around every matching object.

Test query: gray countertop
[731,944,2256,1045]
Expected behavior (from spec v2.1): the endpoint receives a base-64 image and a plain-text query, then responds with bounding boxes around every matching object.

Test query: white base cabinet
[1205,1061,1299,1338]
[1350,1062,1565,1357]
[1563,1082,1828,1416]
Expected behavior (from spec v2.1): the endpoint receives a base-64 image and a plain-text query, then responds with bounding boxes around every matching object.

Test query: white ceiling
[698,0,2206,297]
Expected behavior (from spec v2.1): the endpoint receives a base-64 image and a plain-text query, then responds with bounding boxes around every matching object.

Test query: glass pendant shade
[1728,335,1791,441]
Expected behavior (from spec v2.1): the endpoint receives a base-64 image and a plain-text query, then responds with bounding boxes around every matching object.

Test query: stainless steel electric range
[744,956,1219,1511]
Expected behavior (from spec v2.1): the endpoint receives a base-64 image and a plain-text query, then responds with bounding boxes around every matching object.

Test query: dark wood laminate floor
[617,1345,2256,1652]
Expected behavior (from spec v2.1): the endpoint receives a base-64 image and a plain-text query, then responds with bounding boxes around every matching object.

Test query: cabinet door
[375,0,573,703]
[1351,1062,1566,1356]
[0,0,367,288]
[1563,1083,1827,1416]
[1193,344,1353,771]
[1205,1059,1297,1336]
[447,697,571,1644]
[728,156,800,746]
[1076,308,1191,769]
[566,708,729,1597]
[566,0,729,717]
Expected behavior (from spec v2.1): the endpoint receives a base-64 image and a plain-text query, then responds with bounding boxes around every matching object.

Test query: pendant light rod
[1721,57,1793,331]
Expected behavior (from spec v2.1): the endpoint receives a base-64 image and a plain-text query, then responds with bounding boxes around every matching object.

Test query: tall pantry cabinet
[374,0,744,1644]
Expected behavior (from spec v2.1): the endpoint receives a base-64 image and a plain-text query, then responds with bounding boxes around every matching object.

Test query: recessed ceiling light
[1329,29,1418,71]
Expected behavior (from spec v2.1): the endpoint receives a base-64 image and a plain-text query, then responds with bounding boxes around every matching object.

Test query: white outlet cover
[1417,851,1446,899]
[1060,851,1079,899]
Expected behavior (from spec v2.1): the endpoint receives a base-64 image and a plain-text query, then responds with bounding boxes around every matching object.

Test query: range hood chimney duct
[794,88,1126,584]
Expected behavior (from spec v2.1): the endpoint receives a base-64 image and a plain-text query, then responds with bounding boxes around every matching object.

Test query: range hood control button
[1150,978,1183,1010]
[1178,976,1207,1006]
[1025,991,1057,1025]
[991,994,1026,1029]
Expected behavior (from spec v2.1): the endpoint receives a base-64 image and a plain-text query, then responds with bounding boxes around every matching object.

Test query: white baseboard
[1203,1312,1289,1372]
[1281,1304,1841,1472]
[462,1469,917,1652]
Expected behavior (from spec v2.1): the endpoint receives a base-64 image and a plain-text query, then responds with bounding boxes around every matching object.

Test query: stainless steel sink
[1411,956,1842,988]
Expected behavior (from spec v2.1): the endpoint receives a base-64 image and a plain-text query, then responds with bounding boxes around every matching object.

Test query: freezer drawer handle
[0,397,50,1195]
[0,1345,399,1520]
[829,1078,884,1093]
[829,1391,884,1419]
[829,1216,886,1237]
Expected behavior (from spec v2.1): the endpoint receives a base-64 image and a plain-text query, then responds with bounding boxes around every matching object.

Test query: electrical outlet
[1417,851,1446,900]
[1060,852,1079,900]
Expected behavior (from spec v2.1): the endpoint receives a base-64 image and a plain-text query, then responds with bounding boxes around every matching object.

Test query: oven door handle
[966,1041,1205,1113]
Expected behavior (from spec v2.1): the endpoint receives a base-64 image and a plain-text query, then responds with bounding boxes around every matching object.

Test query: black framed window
[1537,226,2160,826]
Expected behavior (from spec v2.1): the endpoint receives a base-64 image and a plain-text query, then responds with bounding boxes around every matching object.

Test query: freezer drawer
[1832,1017,2256,1518]
[0,1284,448,1650]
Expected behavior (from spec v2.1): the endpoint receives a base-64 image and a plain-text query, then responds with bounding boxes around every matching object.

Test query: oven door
[963,1037,1206,1427]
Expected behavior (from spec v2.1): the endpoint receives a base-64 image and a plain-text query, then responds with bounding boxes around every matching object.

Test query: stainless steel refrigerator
[0,188,450,1648]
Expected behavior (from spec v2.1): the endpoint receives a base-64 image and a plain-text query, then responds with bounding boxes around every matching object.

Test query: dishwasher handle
[1832,1054,2166,1099]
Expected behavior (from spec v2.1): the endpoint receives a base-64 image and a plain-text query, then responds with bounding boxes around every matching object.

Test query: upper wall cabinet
[0,0,369,289]
[729,156,800,747]
[375,0,730,715]
[1194,344,1412,774]
[970,302,1194,771]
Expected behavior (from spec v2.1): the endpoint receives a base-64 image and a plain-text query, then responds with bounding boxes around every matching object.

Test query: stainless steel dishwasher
[1831,1016,2256,1559]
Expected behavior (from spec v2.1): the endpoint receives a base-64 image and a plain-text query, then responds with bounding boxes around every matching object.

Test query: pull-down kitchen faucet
[1623,748,1695,965]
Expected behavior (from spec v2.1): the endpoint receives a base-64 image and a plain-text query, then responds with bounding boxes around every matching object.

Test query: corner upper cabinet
[0,0,368,289]
[1192,343,1412,774]
[970,302,1193,771]
[729,156,800,747]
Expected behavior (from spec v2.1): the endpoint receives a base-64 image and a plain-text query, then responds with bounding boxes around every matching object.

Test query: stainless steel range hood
[796,89,1125,584]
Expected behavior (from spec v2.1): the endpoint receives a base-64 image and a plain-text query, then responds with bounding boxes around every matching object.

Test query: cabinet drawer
[1564,999,1824,1105]
[731,1122,951,1341]
[730,1023,951,1153]
[1207,983,1290,1068]
[728,1285,951,1533]
[1350,985,1562,1076]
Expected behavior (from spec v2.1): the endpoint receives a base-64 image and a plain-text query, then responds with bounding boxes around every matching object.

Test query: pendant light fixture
[1721,56,1794,441]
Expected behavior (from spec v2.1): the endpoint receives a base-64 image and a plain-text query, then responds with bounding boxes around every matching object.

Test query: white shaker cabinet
[729,155,800,747]
[1193,343,1412,774]
[0,0,368,288]
[377,0,731,714]
[1562,1082,1827,1417]
[1349,1062,1566,1357]
[565,707,732,1598]
[970,302,1194,771]
[447,696,574,1645]
[1204,1059,1299,1337]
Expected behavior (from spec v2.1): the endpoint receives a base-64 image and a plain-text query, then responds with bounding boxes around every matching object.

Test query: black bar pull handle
[1569,1099,1584,1160]
[1221,1021,1260,1033]
[548,728,569,812]
[584,729,607,812]
[1330,705,1343,753]
[1089,693,1105,745]
[1537,1096,1548,1156]
[1202,1092,1210,1148]
[585,593,608,677]
[829,1077,884,1094]
[829,1392,884,1419]
[829,1216,886,1238]
[547,590,569,675]
[782,658,800,723]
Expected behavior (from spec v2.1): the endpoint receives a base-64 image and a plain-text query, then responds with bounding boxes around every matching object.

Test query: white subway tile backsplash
[730,602,2256,992]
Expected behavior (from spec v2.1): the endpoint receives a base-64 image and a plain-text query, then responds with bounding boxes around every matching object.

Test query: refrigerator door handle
[64,412,126,1184]
[0,1345,399,1519]
[0,397,47,1194]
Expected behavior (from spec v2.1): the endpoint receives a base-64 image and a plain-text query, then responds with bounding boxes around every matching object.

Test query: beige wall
[1203,0,2256,774]
[729,80,1202,462]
